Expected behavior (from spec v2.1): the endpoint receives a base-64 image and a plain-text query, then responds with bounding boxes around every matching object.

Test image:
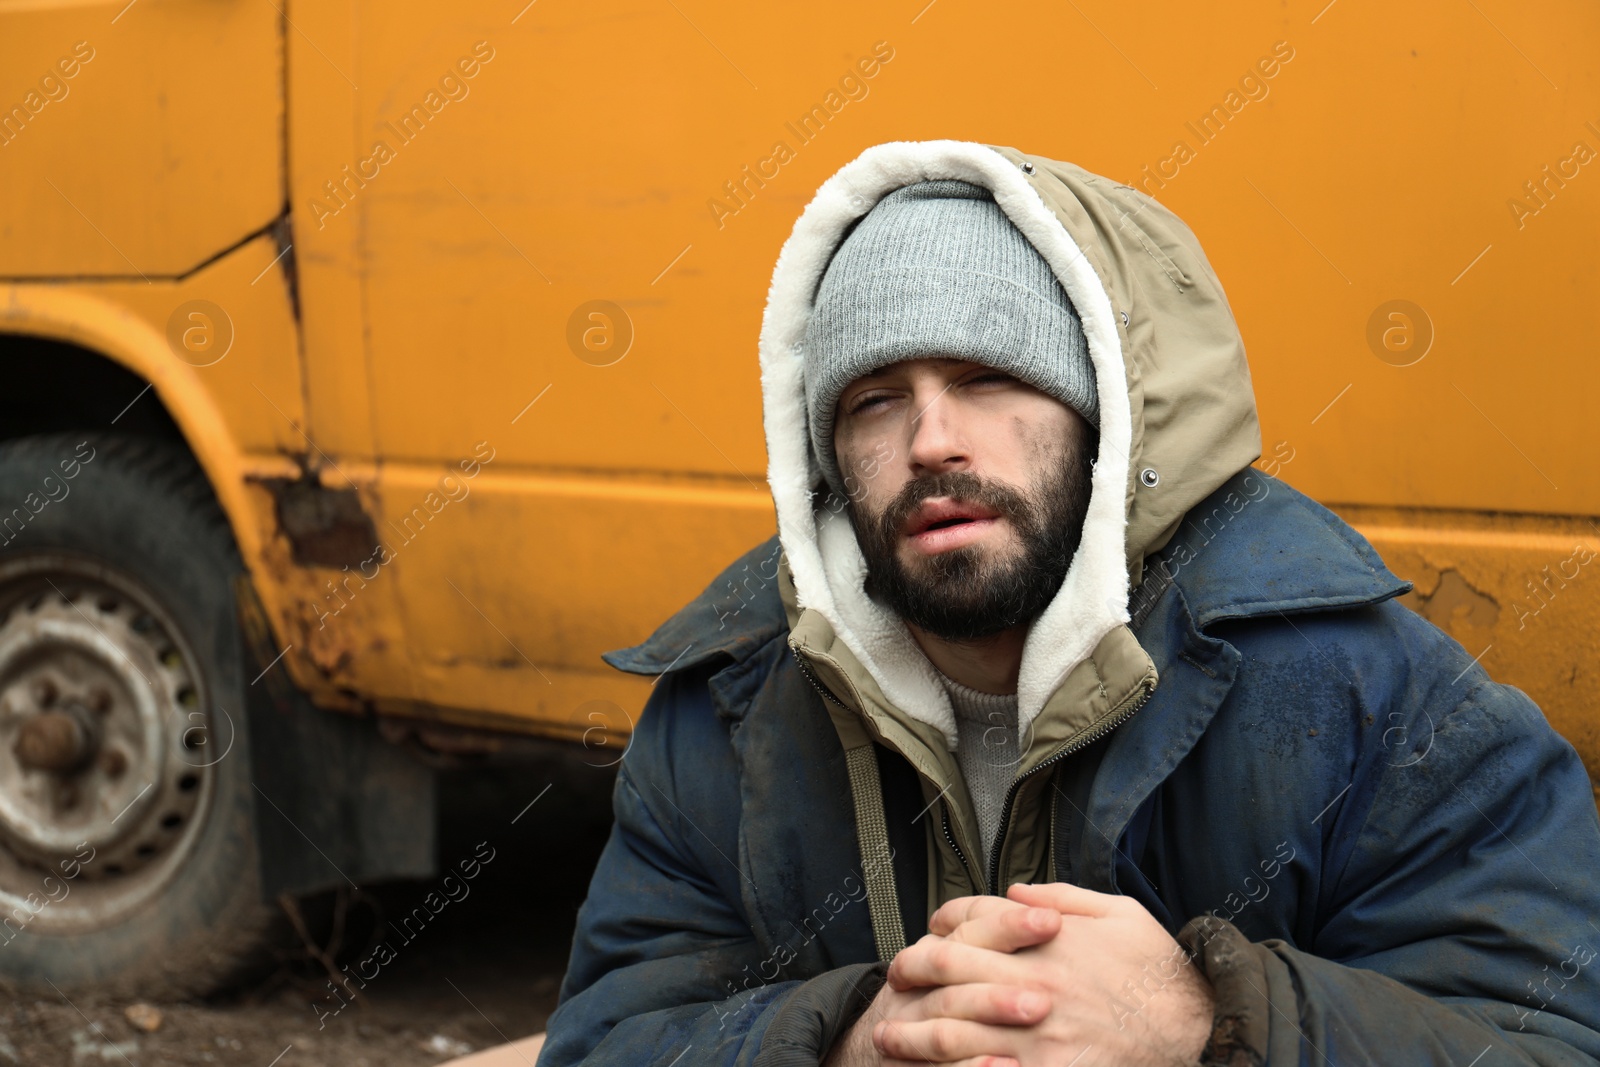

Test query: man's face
[833,357,1096,642]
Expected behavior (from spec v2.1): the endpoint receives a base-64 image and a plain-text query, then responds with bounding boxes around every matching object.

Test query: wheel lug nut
[89,688,113,714]
[32,677,58,708]
[14,711,87,772]
[101,748,127,778]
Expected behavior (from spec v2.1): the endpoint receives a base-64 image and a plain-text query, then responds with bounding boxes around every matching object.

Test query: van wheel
[0,433,282,998]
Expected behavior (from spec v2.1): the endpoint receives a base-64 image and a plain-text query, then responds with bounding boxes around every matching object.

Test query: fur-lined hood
[760,140,1261,747]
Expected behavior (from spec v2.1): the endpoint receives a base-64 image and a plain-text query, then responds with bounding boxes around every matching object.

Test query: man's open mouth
[902,502,998,547]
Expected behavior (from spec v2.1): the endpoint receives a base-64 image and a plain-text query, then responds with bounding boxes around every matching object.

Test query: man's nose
[907,387,970,475]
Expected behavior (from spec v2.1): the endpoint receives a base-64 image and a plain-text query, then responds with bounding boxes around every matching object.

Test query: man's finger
[945,906,1060,952]
[881,1057,1018,1067]
[910,981,1051,1027]
[928,895,1023,936]
[874,1016,1024,1064]
[881,1054,1020,1067]
[888,936,1030,991]
[1006,880,1120,918]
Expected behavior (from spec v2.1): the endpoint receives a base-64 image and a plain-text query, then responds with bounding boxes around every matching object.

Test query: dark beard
[847,449,1095,642]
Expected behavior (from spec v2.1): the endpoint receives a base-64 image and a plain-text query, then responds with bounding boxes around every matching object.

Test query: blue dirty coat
[540,472,1600,1066]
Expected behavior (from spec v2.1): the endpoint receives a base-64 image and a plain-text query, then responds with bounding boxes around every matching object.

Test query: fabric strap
[843,744,908,960]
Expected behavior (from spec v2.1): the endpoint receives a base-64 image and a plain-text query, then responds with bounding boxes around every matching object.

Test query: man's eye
[849,394,891,415]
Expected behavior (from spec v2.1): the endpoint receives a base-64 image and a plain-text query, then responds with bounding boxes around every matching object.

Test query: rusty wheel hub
[0,555,219,932]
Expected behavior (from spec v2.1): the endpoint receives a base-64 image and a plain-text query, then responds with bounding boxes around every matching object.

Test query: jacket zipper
[983,677,1156,894]
[940,804,975,889]
[792,646,852,711]
[792,648,980,891]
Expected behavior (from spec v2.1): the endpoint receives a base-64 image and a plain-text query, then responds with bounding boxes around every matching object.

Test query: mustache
[876,470,1034,541]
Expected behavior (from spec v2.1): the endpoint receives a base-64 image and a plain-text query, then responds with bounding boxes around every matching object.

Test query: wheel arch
[0,290,270,572]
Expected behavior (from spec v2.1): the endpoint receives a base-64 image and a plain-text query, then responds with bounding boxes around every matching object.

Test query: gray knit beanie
[802,178,1097,500]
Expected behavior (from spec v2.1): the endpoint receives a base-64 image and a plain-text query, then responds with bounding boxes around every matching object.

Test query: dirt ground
[1,767,611,1067]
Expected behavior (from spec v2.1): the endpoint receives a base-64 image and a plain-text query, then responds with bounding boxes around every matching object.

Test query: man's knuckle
[929,1018,959,1057]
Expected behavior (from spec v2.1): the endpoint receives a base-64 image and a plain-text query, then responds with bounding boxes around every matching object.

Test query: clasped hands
[827,883,1214,1067]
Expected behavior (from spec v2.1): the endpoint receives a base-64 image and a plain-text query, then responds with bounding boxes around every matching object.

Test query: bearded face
[848,452,1094,642]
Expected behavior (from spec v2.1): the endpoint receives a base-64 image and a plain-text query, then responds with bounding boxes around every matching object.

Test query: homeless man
[539,140,1600,1066]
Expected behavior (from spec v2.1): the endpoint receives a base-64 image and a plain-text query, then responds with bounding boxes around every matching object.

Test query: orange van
[0,0,1595,996]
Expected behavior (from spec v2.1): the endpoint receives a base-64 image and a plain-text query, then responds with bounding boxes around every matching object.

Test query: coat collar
[1147,468,1412,630]
[601,537,788,678]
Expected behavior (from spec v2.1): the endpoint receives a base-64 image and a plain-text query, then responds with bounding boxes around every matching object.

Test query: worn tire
[0,432,282,998]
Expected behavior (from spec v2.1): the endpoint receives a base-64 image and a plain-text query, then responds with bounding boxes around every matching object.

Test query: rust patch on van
[1405,567,1501,631]
[260,477,379,569]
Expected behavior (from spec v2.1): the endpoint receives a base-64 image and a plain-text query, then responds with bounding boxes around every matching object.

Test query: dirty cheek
[838,420,891,475]
[833,422,863,479]
[1013,414,1052,464]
